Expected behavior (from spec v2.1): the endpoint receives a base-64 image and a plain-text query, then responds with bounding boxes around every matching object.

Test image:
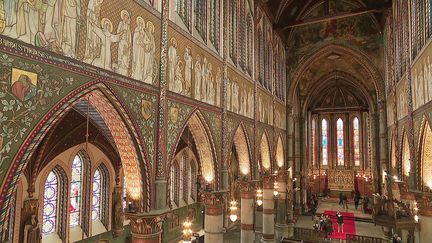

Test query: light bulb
[273,190,279,196]
[415,215,419,222]
[229,214,238,222]
[257,199,263,206]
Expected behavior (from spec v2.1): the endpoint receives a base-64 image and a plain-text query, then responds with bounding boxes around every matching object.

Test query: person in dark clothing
[313,194,319,207]
[342,193,348,210]
[336,211,344,233]
[324,217,334,239]
[354,191,362,210]
[363,196,370,213]
[311,204,317,220]
[338,192,343,205]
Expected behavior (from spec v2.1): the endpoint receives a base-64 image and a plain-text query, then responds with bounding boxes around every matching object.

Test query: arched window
[209,0,219,51]
[92,169,101,221]
[176,0,190,30]
[311,119,316,167]
[70,155,83,227]
[336,118,344,166]
[322,119,328,166]
[194,0,207,41]
[170,162,180,207]
[229,0,237,63]
[353,117,361,167]
[43,171,58,235]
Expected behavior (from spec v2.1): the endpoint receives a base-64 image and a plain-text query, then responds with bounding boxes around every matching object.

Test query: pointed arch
[170,109,217,185]
[0,82,152,231]
[260,132,271,171]
[418,116,432,191]
[401,129,411,178]
[231,123,252,176]
[276,136,285,168]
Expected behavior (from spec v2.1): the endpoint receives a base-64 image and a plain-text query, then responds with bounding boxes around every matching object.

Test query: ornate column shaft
[126,213,165,243]
[262,175,275,242]
[379,102,389,188]
[275,171,288,240]
[370,113,380,194]
[220,0,229,190]
[202,191,226,243]
[154,0,170,210]
[241,181,255,243]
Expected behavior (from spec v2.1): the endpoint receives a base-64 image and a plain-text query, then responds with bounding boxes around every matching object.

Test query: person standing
[342,193,348,210]
[339,192,343,206]
[336,211,344,233]
[354,191,362,210]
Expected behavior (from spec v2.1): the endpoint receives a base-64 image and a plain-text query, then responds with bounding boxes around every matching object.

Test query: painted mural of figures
[232,80,238,112]
[194,55,202,100]
[201,57,208,101]
[43,0,61,43]
[116,10,131,76]
[84,0,104,64]
[15,0,42,44]
[226,79,232,110]
[61,0,80,57]
[131,16,145,81]
[4,0,18,31]
[427,56,432,102]
[248,88,253,117]
[143,21,155,84]
[168,38,178,89]
[174,60,185,94]
[215,67,222,106]
[184,47,193,95]
[206,63,213,104]
[91,18,119,70]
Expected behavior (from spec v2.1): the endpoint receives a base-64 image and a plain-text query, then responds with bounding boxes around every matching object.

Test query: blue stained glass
[337,119,344,166]
[43,171,58,235]
[322,119,328,165]
[92,169,101,221]
[70,155,83,227]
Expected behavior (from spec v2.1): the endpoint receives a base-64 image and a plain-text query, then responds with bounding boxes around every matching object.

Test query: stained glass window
[43,171,58,235]
[229,0,237,62]
[322,119,328,166]
[70,155,83,227]
[176,0,190,30]
[170,165,176,206]
[194,0,206,41]
[209,0,219,51]
[403,134,411,177]
[312,119,316,166]
[337,118,344,166]
[92,169,101,221]
[353,117,360,166]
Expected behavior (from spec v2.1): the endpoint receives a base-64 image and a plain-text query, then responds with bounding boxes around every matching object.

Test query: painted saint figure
[62,0,80,57]
[143,21,156,84]
[131,16,146,81]
[16,0,42,44]
[194,55,202,100]
[116,10,131,76]
[11,74,36,101]
[184,47,192,95]
[84,0,104,64]
[91,18,119,70]
[168,38,178,91]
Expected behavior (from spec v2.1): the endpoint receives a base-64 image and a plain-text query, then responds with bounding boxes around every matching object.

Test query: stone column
[370,113,380,194]
[275,171,288,240]
[202,191,226,243]
[126,213,165,243]
[241,181,255,243]
[419,202,432,242]
[379,102,389,190]
[262,175,275,242]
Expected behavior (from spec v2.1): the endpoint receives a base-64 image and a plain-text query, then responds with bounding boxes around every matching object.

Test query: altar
[327,169,355,192]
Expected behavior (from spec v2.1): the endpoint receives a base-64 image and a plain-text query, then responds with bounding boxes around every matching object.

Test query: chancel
[0,0,431,243]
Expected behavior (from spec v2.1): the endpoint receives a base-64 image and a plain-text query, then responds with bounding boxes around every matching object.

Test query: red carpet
[324,210,356,240]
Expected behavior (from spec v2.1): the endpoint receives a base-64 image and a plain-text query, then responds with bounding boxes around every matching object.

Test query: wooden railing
[282,227,325,242]
[346,234,385,243]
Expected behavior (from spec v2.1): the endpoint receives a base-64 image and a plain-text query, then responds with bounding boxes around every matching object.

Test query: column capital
[201,190,227,216]
[276,170,288,183]
[125,212,166,237]
[262,175,274,189]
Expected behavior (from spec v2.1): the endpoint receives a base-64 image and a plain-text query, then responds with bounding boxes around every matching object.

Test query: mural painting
[275,101,286,130]
[227,68,254,119]
[396,77,408,120]
[387,93,394,127]
[167,26,223,108]
[0,0,161,85]
[412,41,432,111]
[257,89,273,125]
[286,0,383,79]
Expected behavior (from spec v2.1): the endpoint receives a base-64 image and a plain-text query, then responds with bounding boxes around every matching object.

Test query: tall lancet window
[322,119,328,166]
[337,118,344,166]
[43,171,58,235]
[70,155,83,227]
[92,169,101,220]
[176,0,190,30]
[194,0,206,41]
[311,119,316,167]
[353,117,361,166]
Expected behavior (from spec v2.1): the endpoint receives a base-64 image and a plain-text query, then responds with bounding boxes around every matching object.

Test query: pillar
[419,206,432,242]
[241,181,255,243]
[126,213,165,243]
[370,113,380,193]
[262,175,275,242]
[202,191,226,243]
[379,102,389,191]
[275,171,288,240]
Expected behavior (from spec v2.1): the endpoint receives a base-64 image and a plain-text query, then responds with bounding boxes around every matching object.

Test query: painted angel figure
[91,18,119,70]
[194,55,202,100]
[168,38,178,90]
[131,16,146,81]
[184,47,193,95]
[116,10,131,76]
